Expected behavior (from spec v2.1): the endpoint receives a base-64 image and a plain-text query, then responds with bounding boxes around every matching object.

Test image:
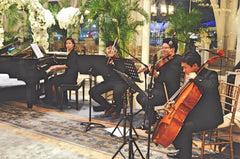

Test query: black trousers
[172,121,213,159]
[45,74,76,102]
[89,80,128,114]
[136,87,166,124]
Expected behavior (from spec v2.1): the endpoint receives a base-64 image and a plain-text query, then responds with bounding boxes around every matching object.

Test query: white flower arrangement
[57,7,82,30]
[0,0,14,11]
[0,0,55,50]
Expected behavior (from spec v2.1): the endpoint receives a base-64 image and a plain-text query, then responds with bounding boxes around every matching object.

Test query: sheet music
[30,43,44,59]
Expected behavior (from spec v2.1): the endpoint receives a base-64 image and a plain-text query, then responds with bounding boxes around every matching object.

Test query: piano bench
[59,79,85,110]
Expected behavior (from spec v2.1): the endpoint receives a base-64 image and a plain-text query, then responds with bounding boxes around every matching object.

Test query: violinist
[89,41,129,119]
[137,38,182,125]
[167,50,223,159]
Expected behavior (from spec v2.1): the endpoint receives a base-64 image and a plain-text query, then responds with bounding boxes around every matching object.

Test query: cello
[152,49,225,148]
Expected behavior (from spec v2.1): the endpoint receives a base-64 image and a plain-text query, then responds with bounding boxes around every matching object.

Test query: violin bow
[163,82,170,114]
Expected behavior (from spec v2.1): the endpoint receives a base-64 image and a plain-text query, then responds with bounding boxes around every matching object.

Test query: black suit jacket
[186,68,223,130]
[103,56,130,82]
[153,54,182,104]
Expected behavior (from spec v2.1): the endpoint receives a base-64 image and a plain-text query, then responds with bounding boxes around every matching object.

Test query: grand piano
[0,41,57,109]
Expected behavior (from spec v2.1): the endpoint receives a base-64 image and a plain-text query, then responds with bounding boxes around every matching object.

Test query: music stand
[78,55,109,132]
[80,68,105,131]
[112,69,146,159]
[111,59,142,137]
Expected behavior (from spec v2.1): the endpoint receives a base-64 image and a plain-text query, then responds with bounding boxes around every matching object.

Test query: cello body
[152,81,202,147]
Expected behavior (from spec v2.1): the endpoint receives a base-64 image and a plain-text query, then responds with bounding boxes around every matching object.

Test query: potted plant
[165,7,202,54]
[79,0,149,57]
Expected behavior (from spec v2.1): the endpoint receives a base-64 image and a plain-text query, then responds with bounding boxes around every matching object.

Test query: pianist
[89,41,130,119]
[44,37,78,105]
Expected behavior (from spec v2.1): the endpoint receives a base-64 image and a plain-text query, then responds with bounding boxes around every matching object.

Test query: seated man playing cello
[166,50,223,159]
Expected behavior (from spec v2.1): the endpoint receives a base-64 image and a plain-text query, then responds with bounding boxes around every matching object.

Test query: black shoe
[167,151,180,158]
[42,97,51,104]
[145,126,154,134]
[93,105,105,112]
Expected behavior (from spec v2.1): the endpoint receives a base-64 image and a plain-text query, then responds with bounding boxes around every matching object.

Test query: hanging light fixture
[151,3,157,16]
[168,0,174,15]
[168,5,174,15]
[160,3,167,15]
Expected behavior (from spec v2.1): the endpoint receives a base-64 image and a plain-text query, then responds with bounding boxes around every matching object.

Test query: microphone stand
[119,47,148,68]
[145,53,157,159]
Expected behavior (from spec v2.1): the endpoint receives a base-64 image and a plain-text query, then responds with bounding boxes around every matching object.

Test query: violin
[154,54,174,70]
[106,38,119,66]
[145,54,174,75]
[107,55,120,66]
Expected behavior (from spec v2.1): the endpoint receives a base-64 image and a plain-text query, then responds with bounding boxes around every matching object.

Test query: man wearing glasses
[137,38,182,126]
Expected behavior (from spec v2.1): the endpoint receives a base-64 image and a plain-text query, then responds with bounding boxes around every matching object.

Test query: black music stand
[80,68,105,132]
[78,55,109,132]
[112,69,146,159]
[110,59,142,138]
[111,59,142,136]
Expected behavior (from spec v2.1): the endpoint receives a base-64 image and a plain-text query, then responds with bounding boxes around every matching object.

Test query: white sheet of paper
[105,127,135,137]
[30,43,44,59]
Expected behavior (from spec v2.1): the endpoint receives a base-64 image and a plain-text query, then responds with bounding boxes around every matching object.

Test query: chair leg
[230,135,234,159]
[76,90,79,110]
[60,88,64,110]
[82,81,85,101]
[69,90,71,100]
[201,131,206,159]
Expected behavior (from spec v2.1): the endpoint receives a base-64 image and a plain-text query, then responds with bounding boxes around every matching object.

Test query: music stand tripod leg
[134,107,148,130]
[110,90,128,138]
[111,90,139,138]
[80,72,105,132]
[112,90,144,159]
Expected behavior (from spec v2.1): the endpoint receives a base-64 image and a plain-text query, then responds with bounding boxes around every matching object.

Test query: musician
[137,38,182,125]
[44,37,78,104]
[167,50,223,159]
[89,41,129,119]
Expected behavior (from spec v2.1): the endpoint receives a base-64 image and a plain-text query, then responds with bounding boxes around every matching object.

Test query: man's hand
[46,65,57,73]
[188,72,197,79]
[138,66,148,73]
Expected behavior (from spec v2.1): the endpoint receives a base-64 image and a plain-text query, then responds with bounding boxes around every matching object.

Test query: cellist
[167,50,223,159]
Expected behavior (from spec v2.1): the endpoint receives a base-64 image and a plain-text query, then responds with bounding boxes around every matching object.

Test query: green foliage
[166,7,202,54]
[39,0,49,5]
[3,4,29,45]
[79,0,149,57]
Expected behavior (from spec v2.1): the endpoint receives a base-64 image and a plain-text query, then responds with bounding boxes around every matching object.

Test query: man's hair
[181,50,201,67]
[163,38,178,53]
[106,41,119,50]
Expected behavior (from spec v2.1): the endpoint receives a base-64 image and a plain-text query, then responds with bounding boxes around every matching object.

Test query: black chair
[59,79,85,110]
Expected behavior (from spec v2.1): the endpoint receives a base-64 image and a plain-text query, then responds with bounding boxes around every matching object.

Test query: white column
[134,0,151,109]
[98,33,105,55]
[0,11,4,48]
[141,0,151,67]
[236,13,240,65]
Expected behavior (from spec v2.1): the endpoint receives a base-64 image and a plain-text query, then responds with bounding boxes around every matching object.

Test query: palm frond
[80,0,149,57]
